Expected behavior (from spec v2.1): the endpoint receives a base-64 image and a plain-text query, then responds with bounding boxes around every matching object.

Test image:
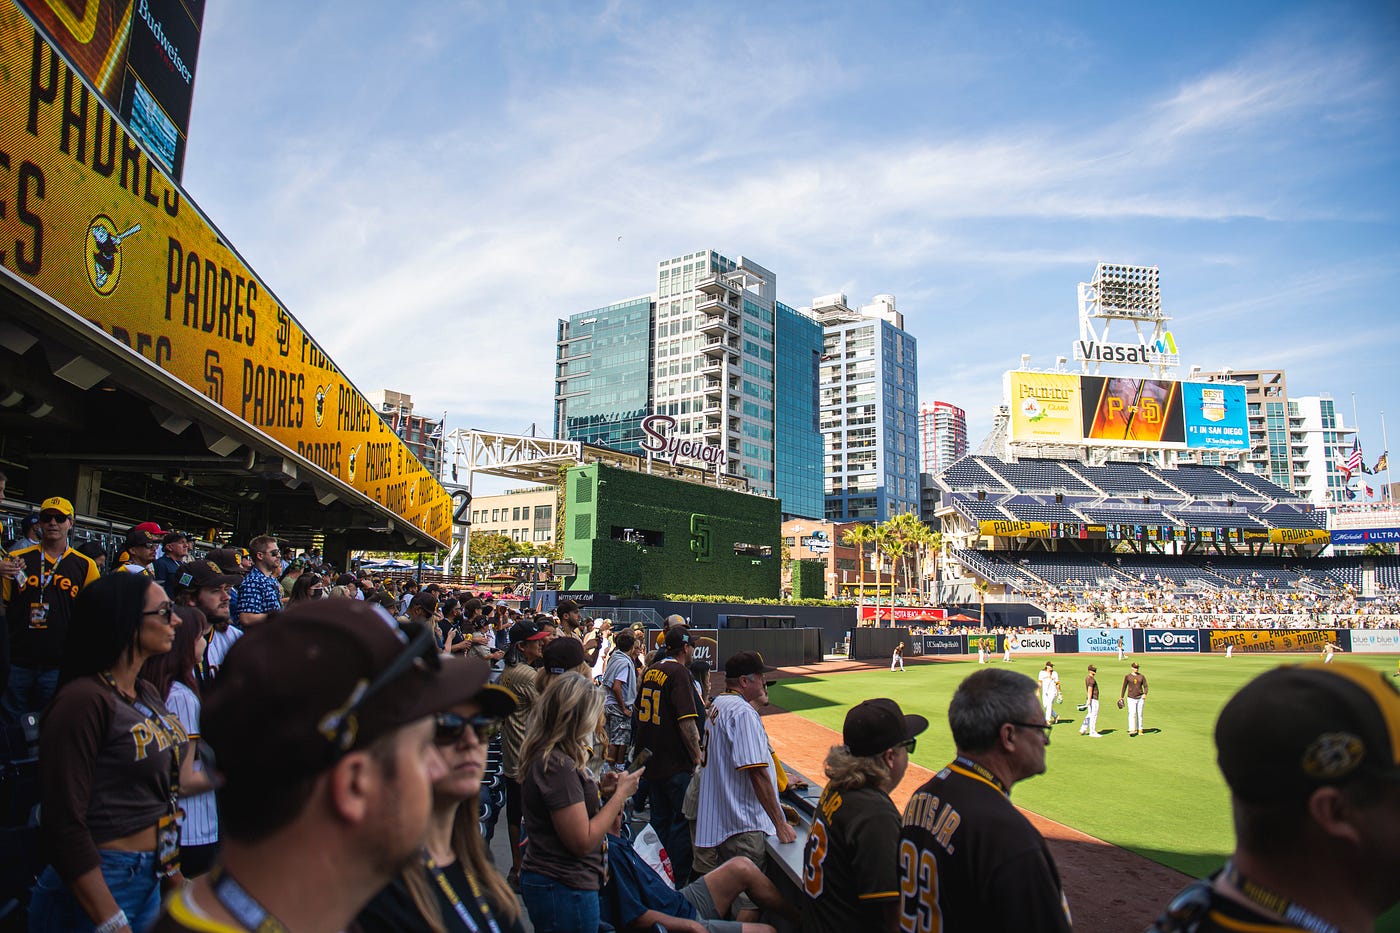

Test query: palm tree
[972,578,992,633]
[872,524,895,625]
[887,512,934,598]
[840,524,875,621]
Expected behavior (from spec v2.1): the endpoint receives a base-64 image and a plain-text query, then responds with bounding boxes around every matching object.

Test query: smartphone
[627,749,653,773]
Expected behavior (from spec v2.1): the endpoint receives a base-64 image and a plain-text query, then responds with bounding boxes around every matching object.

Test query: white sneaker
[1089,732,1103,737]
[1078,729,1087,736]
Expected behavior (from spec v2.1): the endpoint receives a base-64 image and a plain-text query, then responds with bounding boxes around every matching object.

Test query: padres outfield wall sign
[1207,629,1339,654]
[0,7,451,545]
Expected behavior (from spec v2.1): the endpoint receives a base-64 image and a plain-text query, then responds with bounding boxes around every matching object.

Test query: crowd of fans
[1025,582,1400,629]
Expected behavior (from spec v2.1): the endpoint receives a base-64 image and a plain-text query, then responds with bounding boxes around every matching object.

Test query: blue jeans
[30,850,161,932]
[2,666,58,726]
[649,770,693,884]
[519,869,601,933]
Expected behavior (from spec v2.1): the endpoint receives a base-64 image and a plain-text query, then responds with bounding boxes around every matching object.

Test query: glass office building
[554,297,654,452]
[775,301,824,519]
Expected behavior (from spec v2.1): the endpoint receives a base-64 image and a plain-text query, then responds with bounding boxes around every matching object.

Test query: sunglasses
[434,712,502,746]
[143,604,175,622]
[1009,721,1054,735]
[39,514,69,524]
[897,738,917,754]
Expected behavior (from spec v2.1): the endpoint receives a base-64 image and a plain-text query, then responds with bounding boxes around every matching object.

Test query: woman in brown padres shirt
[30,573,188,933]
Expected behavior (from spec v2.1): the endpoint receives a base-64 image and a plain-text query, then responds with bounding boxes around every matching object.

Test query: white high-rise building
[811,293,920,522]
[1293,396,1356,506]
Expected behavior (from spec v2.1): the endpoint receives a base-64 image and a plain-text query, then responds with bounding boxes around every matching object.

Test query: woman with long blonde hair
[355,657,522,933]
[517,672,642,932]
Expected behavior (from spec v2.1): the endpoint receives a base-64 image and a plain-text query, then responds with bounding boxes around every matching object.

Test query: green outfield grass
[770,652,1400,929]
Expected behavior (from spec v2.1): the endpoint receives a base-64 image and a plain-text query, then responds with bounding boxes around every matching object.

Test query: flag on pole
[1346,441,1364,476]
[1375,451,1389,473]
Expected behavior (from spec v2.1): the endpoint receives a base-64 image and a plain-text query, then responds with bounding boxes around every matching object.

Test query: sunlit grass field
[769,652,1400,930]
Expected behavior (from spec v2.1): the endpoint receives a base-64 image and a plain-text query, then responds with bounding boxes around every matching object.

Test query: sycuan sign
[640,414,728,470]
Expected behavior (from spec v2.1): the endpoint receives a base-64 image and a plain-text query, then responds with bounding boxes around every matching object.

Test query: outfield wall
[857,628,1391,659]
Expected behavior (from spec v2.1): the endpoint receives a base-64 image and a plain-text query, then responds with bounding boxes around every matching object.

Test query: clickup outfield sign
[640,414,728,469]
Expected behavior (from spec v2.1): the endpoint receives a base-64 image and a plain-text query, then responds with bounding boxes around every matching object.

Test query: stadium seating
[982,459,1095,493]
[1256,504,1327,529]
[1067,462,1180,497]
[999,495,1090,524]
[1169,508,1267,529]
[947,495,1014,523]
[940,457,1011,491]
[1149,465,1260,500]
[1077,502,1176,526]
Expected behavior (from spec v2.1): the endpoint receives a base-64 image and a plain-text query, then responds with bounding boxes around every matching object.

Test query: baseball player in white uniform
[977,637,987,664]
[1225,643,1234,659]
[1037,661,1061,725]
[891,642,905,672]
[1322,642,1342,664]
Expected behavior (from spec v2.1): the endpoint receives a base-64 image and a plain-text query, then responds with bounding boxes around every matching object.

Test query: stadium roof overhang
[0,274,443,552]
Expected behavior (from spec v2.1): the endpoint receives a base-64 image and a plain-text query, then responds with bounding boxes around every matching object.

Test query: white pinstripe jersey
[164,682,218,846]
[694,692,776,848]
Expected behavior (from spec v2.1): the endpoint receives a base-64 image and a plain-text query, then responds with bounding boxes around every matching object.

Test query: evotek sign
[1074,332,1178,365]
[640,414,728,469]
[1145,629,1200,653]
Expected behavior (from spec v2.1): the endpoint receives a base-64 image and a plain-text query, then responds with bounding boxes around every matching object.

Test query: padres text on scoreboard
[0,7,451,545]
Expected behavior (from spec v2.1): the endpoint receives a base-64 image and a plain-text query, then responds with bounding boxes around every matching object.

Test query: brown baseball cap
[205,600,493,784]
[1216,663,1400,804]
[844,698,929,758]
[205,548,246,576]
[175,559,242,591]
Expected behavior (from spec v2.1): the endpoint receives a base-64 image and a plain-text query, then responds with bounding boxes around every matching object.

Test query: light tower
[1075,263,1178,378]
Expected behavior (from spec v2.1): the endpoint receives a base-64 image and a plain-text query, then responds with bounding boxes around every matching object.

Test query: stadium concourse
[936,455,1400,630]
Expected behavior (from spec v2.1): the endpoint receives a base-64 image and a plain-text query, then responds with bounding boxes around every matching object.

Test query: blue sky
[184,1,1400,478]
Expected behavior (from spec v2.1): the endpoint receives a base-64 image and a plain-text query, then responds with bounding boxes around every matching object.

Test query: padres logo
[314,386,327,427]
[85,215,142,296]
[1302,732,1364,779]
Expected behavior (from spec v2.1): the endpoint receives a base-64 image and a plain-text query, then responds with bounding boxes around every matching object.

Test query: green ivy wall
[561,463,781,598]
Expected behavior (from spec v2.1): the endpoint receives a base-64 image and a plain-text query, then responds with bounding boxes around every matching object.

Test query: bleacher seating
[1068,462,1180,497]
[1153,465,1261,500]
[940,457,1011,491]
[947,495,1012,523]
[950,548,1044,589]
[1256,504,1327,529]
[1078,502,1176,526]
[983,459,1095,493]
[1009,555,1131,587]
[1170,509,1267,529]
[1114,556,1225,588]
[1219,469,1294,499]
[999,495,1088,524]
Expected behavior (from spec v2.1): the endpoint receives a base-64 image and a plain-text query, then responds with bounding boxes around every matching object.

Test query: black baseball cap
[162,531,192,545]
[543,636,586,674]
[1216,663,1400,804]
[205,548,246,576]
[509,618,549,644]
[176,559,242,591]
[725,651,776,679]
[844,698,929,758]
[556,598,580,615]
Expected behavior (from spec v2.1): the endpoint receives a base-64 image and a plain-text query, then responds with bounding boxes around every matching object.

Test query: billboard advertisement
[1207,630,1339,654]
[978,520,1052,538]
[920,634,966,655]
[17,0,203,178]
[1006,632,1054,655]
[1081,376,1185,446]
[1331,527,1400,545]
[858,606,947,623]
[0,12,452,544]
[1268,529,1330,545]
[1181,382,1248,450]
[1076,628,1133,654]
[1349,630,1400,653]
[1144,629,1201,653]
[1007,372,1082,443]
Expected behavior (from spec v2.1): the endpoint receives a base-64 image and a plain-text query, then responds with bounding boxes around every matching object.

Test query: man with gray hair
[898,668,1072,931]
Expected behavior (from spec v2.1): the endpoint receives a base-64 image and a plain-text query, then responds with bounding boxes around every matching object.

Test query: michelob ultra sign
[0,7,452,545]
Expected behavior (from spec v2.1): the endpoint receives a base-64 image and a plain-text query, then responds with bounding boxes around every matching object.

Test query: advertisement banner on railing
[1144,629,1202,653]
[921,634,966,655]
[1207,629,1339,654]
[968,634,1000,655]
[1076,628,1134,654]
[858,606,948,623]
[1006,632,1054,655]
[1348,630,1400,653]
[1331,528,1400,545]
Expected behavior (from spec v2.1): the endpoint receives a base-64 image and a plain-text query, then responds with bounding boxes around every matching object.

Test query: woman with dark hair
[30,573,188,933]
[355,658,524,933]
[138,606,220,876]
[287,573,324,604]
